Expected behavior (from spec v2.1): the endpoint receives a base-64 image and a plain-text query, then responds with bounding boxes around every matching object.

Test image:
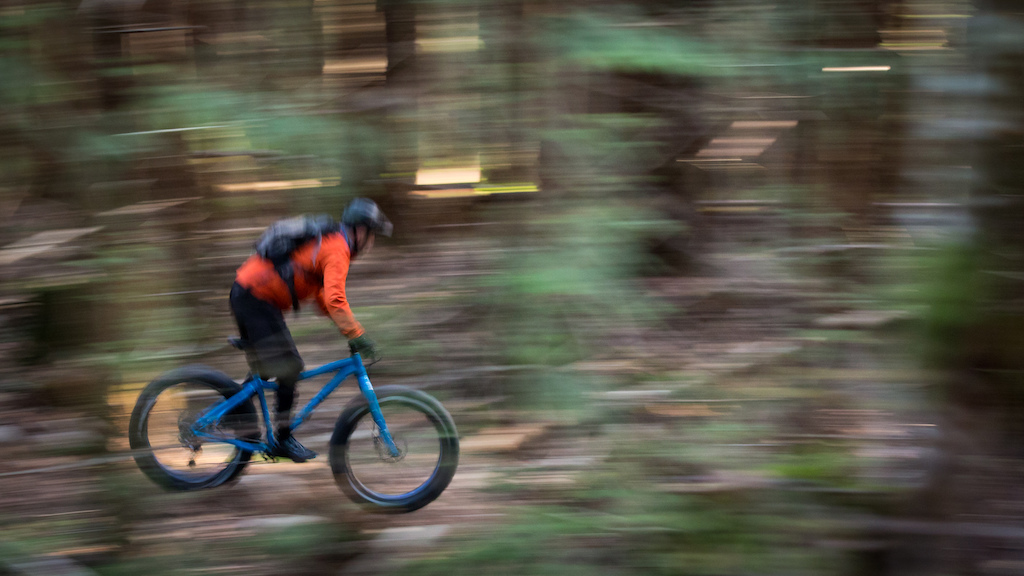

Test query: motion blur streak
[2,0,1023,575]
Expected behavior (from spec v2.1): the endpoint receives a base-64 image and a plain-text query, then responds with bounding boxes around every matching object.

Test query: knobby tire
[329,385,459,513]
[128,366,257,491]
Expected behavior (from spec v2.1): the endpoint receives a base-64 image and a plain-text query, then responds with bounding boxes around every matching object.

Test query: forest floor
[0,209,964,576]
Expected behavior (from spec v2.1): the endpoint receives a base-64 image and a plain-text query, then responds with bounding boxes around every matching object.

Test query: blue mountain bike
[128,339,459,513]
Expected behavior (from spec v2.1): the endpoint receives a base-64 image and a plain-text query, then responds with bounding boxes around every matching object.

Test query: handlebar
[349,341,381,366]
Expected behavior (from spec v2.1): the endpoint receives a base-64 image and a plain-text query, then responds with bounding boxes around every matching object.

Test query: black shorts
[229,282,304,379]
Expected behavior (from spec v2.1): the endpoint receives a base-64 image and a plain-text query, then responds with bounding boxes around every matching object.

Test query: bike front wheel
[330,385,459,513]
[128,366,258,491]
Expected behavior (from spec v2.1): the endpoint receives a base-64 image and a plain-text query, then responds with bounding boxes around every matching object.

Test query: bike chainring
[177,409,204,452]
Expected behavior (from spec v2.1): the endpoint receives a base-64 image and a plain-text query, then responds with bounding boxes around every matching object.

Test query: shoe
[270,436,317,463]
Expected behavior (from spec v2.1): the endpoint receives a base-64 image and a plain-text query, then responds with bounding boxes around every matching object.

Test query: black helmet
[342,198,393,237]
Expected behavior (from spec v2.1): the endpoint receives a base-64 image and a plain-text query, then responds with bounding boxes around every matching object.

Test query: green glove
[348,335,379,363]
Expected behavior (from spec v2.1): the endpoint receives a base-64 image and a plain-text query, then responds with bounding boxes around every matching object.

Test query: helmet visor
[374,216,393,237]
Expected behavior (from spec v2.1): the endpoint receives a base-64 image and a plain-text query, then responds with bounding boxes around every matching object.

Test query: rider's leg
[229,284,316,461]
[275,375,296,434]
[270,373,316,461]
[256,353,316,462]
[269,360,301,441]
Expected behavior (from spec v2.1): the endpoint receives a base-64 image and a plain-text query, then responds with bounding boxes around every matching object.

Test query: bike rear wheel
[330,386,459,513]
[129,366,258,491]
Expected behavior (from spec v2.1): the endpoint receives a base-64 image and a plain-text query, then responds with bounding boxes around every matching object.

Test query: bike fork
[356,365,401,458]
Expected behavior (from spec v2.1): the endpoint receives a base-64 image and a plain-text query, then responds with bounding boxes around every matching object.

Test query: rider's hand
[348,334,379,363]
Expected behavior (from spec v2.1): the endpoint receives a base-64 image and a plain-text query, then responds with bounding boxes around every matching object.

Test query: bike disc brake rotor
[372,425,407,463]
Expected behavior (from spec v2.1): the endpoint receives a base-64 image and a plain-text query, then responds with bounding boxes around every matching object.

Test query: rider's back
[235,232,352,311]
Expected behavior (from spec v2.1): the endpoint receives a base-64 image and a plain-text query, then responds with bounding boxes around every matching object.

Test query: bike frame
[190,353,401,457]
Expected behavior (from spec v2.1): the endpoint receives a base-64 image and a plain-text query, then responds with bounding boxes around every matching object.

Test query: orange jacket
[235,232,365,339]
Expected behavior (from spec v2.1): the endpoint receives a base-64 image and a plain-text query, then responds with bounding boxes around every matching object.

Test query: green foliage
[477,198,669,410]
[0,56,41,107]
[916,242,986,371]
[142,86,256,131]
[471,108,678,413]
[73,130,140,163]
[404,494,846,576]
[248,522,358,559]
[545,10,738,75]
[95,558,177,576]
[0,1,988,574]
[771,449,856,485]
[251,113,346,161]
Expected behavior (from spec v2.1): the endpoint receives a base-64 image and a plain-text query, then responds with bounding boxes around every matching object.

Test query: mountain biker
[229,198,393,462]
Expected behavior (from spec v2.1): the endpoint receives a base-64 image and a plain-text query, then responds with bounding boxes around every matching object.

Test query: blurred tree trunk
[84,0,133,112]
[187,0,237,77]
[482,0,530,183]
[948,2,1024,438]
[897,3,1024,574]
[380,0,416,90]
[253,0,325,89]
[378,0,418,187]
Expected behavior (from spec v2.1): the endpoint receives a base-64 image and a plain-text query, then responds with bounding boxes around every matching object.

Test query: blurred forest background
[3,0,1024,574]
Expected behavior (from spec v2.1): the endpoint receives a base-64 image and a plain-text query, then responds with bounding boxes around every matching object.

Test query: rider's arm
[313,288,329,315]
[318,235,365,339]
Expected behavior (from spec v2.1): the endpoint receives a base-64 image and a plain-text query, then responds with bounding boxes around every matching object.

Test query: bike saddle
[227,336,251,350]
